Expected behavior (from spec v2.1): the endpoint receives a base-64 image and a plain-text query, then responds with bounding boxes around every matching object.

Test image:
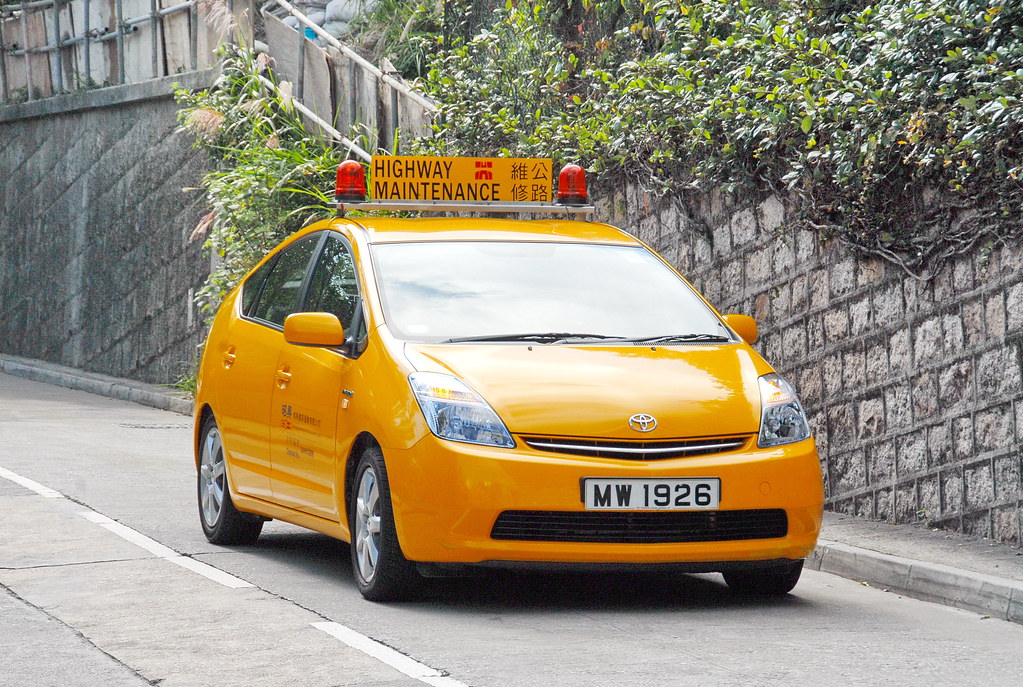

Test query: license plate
[583,478,720,510]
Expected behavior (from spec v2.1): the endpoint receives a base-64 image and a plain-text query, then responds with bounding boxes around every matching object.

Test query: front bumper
[383,434,824,566]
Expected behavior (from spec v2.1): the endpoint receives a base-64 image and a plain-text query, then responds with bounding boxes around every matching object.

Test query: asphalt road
[3,372,1023,687]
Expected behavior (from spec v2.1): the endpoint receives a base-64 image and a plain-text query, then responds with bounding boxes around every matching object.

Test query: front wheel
[197,416,263,545]
[723,560,804,596]
[349,446,420,601]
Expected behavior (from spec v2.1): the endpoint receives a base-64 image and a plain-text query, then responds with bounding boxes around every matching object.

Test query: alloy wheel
[354,466,382,583]
[199,426,225,528]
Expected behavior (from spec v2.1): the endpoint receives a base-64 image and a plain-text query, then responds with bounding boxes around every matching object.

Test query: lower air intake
[490,509,788,544]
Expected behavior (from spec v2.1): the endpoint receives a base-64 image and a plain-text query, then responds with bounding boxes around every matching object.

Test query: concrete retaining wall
[0,72,214,384]
[602,186,1023,546]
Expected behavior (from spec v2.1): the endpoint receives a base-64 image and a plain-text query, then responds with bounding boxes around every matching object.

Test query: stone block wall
[598,185,1023,546]
[0,75,212,384]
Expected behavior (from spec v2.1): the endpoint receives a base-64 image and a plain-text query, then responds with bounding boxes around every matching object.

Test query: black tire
[723,560,804,596]
[197,415,263,545]
[349,445,420,601]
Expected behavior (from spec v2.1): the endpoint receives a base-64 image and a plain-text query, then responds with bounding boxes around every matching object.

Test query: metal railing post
[189,0,197,70]
[347,59,356,135]
[20,0,33,101]
[115,0,125,84]
[51,0,62,93]
[0,11,9,102]
[150,0,158,78]
[83,0,91,84]
[389,86,399,153]
[296,26,306,102]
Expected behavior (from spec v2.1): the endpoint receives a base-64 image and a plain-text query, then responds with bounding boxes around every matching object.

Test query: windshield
[371,241,731,343]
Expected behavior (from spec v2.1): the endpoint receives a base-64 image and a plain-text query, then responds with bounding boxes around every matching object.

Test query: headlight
[757,373,811,448]
[409,372,515,448]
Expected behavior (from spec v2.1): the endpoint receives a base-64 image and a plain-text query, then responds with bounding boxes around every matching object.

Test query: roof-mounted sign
[333,156,594,216]
[372,156,553,203]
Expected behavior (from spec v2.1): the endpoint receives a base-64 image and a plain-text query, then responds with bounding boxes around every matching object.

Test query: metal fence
[0,0,435,158]
[0,0,249,103]
[263,0,436,157]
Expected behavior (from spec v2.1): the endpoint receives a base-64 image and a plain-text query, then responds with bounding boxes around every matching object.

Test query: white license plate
[583,478,720,510]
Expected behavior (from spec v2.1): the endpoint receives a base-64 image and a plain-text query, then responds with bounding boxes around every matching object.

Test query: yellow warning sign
[371,156,553,203]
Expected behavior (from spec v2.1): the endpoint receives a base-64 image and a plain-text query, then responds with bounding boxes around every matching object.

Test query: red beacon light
[335,160,367,203]
[557,163,588,206]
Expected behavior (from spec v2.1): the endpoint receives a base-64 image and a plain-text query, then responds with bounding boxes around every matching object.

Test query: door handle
[222,347,237,369]
[275,367,292,389]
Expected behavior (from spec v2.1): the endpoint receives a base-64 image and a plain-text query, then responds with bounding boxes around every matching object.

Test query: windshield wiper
[442,332,628,344]
[628,333,732,344]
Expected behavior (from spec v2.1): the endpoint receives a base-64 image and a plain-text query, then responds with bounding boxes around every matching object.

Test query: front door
[269,234,363,521]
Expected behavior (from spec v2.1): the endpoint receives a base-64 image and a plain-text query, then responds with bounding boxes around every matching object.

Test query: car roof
[333,216,640,245]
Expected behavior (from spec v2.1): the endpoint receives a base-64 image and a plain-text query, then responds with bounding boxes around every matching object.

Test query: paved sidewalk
[3,352,1022,624]
[810,512,1023,624]
[0,354,192,415]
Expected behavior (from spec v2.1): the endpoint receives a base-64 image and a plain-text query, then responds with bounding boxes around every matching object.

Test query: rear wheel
[349,446,419,601]
[197,416,263,545]
[723,560,804,596]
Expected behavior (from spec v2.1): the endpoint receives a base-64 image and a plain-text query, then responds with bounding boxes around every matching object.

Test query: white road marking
[1,464,252,589]
[77,510,254,588]
[167,555,254,589]
[312,621,469,687]
[0,466,63,498]
[3,464,468,685]
[81,512,180,557]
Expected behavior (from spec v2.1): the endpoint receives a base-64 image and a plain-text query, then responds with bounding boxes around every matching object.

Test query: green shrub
[415,0,1023,276]
[175,45,343,316]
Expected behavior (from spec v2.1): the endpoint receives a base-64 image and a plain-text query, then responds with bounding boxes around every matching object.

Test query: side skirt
[231,491,350,543]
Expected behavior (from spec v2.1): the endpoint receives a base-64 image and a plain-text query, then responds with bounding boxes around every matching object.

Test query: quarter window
[241,257,277,316]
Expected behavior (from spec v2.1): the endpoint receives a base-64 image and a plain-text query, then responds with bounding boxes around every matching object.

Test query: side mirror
[283,312,346,347]
[723,314,758,344]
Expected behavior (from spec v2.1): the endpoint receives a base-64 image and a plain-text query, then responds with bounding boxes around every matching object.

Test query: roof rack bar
[334,200,595,215]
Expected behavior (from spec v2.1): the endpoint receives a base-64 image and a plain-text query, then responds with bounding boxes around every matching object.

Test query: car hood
[403,343,767,439]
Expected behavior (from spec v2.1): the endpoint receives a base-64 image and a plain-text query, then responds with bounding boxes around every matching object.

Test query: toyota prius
[193,160,823,601]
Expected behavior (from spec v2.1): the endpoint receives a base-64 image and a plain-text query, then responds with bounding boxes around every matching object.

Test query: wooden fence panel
[161,0,192,74]
[324,44,346,129]
[298,33,333,138]
[85,0,115,86]
[195,0,251,70]
[353,59,377,151]
[262,10,338,141]
[52,1,76,92]
[375,74,394,153]
[194,1,224,69]
[396,93,433,149]
[24,10,52,98]
[261,11,298,81]
[122,0,155,82]
[1,15,28,97]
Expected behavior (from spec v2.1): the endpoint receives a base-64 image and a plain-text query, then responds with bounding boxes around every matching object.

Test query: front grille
[521,435,749,461]
[490,509,788,544]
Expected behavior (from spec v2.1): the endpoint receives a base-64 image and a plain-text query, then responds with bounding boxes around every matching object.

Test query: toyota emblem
[629,413,657,432]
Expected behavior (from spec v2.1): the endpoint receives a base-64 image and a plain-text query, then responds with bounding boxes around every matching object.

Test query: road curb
[809,539,1023,624]
[0,354,193,416]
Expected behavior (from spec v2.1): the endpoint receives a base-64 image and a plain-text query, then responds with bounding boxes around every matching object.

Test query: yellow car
[194,162,823,601]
